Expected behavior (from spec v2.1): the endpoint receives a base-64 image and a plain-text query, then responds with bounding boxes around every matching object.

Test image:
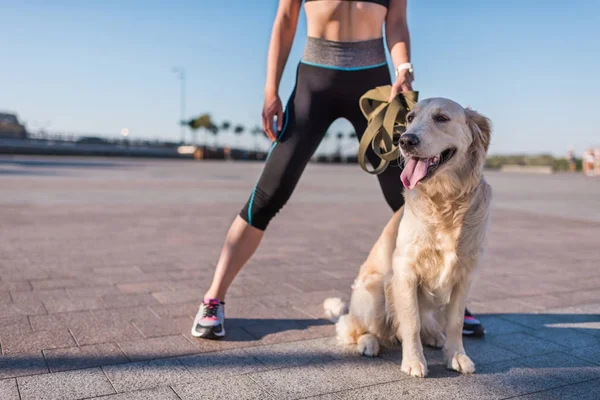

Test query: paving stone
[0,378,19,400]
[463,337,523,365]
[71,322,144,346]
[476,315,532,335]
[102,293,160,308]
[118,335,198,362]
[93,266,144,277]
[44,343,129,372]
[67,286,122,299]
[184,326,260,353]
[0,351,48,379]
[321,357,408,388]
[131,315,192,338]
[0,299,47,318]
[43,297,104,313]
[3,162,600,399]
[465,359,573,398]
[0,328,76,354]
[0,316,32,335]
[518,351,600,384]
[174,375,273,400]
[244,318,334,344]
[103,358,195,392]
[30,278,83,290]
[243,338,338,369]
[11,288,69,303]
[248,363,352,400]
[17,367,115,400]
[570,344,600,365]
[92,306,158,326]
[150,302,197,319]
[490,332,566,357]
[152,290,199,305]
[29,310,99,332]
[116,281,172,294]
[334,376,509,400]
[0,291,11,304]
[528,327,600,348]
[85,386,180,400]
[178,348,266,379]
[515,378,600,399]
[0,281,32,292]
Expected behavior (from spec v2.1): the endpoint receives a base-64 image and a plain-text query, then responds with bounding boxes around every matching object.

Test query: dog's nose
[399,133,420,150]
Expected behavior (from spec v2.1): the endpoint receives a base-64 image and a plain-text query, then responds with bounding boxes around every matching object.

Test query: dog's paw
[357,334,380,357]
[422,331,445,349]
[447,352,475,374]
[401,356,428,378]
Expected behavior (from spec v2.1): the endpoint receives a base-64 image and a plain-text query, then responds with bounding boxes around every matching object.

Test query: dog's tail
[323,297,348,323]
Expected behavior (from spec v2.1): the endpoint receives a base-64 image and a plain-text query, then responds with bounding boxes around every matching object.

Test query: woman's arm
[265,0,302,94]
[385,0,413,100]
[262,0,302,139]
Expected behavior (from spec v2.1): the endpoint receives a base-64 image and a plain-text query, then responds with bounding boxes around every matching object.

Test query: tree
[251,125,263,151]
[186,113,214,146]
[233,125,245,134]
[208,123,219,147]
[221,121,231,131]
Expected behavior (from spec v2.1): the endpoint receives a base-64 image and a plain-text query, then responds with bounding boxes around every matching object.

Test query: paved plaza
[1,155,599,399]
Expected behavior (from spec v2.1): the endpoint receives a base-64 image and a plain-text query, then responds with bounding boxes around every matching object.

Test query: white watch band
[396,62,414,77]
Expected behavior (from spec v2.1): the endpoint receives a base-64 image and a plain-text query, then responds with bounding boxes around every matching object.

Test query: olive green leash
[357,86,419,174]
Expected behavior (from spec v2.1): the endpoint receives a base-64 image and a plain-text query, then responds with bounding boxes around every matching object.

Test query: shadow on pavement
[0,313,598,380]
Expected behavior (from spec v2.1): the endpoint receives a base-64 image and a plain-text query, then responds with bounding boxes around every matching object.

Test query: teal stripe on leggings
[247,105,290,227]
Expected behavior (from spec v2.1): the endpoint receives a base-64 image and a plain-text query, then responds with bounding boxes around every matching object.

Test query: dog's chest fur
[397,188,487,305]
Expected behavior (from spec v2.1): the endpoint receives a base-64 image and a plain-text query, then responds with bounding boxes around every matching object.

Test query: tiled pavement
[0,156,599,399]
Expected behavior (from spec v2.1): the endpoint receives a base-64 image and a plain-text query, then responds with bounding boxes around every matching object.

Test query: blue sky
[1,0,598,156]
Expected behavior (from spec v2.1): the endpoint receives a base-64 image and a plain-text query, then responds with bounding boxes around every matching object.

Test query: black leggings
[240,62,404,230]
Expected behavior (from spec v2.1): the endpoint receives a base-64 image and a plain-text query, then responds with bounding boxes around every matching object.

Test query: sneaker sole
[190,325,226,340]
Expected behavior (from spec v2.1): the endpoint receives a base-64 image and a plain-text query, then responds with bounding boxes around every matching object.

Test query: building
[0,112,28,139]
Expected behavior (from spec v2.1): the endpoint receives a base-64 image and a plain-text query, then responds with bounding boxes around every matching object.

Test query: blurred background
[1,0,599,171]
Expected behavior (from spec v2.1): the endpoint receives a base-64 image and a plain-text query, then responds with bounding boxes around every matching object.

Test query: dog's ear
[465,108,492,164]
[465,108,492,154]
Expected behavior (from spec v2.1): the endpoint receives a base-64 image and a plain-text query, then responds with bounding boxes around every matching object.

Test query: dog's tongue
[401,157,430,190]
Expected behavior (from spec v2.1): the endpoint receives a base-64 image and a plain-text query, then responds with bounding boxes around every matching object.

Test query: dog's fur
[324,98,492,378]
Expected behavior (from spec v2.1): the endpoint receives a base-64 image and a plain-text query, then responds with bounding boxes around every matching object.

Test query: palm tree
[187,113,214,147]
[233,124,245,149]
[251,125,263,151]
[209,124,219,147]
[220,121,232,148]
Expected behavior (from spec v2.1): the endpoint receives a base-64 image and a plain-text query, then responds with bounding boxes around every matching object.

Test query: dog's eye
[406,114,414,123]
[433,114,450,123]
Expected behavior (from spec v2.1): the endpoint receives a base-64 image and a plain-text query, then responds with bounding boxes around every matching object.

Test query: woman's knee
[240,185,290,230]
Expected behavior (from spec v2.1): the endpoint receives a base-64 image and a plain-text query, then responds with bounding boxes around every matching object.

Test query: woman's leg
[192,63,337,338]
[203,216,264,301]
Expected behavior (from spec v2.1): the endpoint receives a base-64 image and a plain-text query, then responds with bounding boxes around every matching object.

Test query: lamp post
[172,67,186,144]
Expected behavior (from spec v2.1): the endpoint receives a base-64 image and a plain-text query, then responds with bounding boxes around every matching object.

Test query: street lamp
[172,66,186,144]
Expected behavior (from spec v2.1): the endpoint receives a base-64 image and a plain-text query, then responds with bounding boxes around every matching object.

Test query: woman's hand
[262,90,283,142]
[388,69,414,103]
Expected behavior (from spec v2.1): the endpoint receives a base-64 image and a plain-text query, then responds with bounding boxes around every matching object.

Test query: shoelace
[202,301,220,318]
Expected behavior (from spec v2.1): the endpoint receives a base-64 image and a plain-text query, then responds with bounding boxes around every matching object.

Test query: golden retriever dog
[324,98,492,378]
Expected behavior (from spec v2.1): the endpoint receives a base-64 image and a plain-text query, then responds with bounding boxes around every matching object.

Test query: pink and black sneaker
[463,308,485,337]
[191,299,225,339]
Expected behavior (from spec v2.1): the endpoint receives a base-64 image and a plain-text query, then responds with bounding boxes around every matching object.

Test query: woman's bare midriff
[305,1,387,42]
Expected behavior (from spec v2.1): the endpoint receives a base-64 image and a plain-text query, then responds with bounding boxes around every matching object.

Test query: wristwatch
[396,63,414,78]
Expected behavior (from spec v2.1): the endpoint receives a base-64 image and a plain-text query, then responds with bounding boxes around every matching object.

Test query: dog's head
[398,97,492,192]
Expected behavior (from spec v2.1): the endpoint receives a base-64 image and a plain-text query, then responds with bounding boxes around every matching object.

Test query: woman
[192,0,485,339]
